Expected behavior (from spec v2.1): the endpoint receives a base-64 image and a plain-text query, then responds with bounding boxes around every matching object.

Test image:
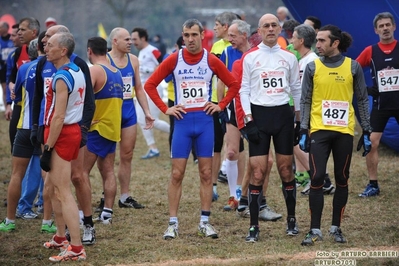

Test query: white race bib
[322,100,349,127]
[377,69,399,92]
[122,76,133,99]
[259,70,287,95]
[179,81,207,107]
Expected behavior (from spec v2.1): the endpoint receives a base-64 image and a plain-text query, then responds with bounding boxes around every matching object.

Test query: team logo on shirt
[178,69,194,75]
[278,60,288,67]
[197,66,207,75]
[261,72,268,78]
[181,82,188,88]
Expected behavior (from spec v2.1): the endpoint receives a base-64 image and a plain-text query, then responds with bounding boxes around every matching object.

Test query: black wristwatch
[44,144,53,152]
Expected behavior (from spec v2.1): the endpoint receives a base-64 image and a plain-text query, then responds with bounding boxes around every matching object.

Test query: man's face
[228,24,246,50]
[42,27,58,49]
[182,25,203,54]
[10,28,21,47]
[213,21,226,39]
[112,29,132,53]
[291,30,302,50]
[375,18,396,42]
[131,31,143,50]
[258,15,281,47]
[18,20,36,44]
[44,35,63,63]
[316,30,337,57]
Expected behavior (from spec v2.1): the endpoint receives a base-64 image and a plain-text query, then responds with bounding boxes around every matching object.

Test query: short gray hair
[373,12,395,28]
[294,24,316,49]
[215,12,238,27]
[231,19,250,36]
[28,38,38,59]
[54,32,75,58]
[182,19,203,32]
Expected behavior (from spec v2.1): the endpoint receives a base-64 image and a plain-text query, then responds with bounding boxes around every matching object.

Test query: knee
[226,149,238,161]
[278,164,293,182]
[120,150,133,162]
[251,168,265,184]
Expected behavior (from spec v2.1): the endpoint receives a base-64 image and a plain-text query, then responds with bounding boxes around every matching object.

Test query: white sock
[225,159,238,198]
[220,159,228,173]
[79,210,84,221]
[120,193,129,202]
[6,218,15,224]
[42,219,52,225]
[169,217,178,226]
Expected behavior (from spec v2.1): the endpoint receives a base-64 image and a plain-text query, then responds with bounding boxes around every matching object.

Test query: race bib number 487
[322,100,349,127]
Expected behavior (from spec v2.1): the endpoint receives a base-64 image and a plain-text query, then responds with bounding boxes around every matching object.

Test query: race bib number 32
[322,100,349,127]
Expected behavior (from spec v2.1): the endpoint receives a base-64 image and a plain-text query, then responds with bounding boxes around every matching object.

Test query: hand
[4,105,12,120]
[80,126,88,148]
[357,131,372,157]
[243,121,261,143]
[218,110,229,134]
[30,124,38,146]
[367,86,379,98]
[293,121,301,146]
[165,104,186,121]
[40,149,53,172]
[203,102,221,115]
[299,129,310,152]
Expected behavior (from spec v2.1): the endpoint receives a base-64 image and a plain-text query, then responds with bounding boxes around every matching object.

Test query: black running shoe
[118,196,145,209]
[245,226,260,242]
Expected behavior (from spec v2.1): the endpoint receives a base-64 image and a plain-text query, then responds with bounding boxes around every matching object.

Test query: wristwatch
[244,114,253,124]
[44,144,53,152]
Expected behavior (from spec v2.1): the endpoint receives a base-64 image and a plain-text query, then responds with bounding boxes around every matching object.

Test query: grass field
[0,114,398,265]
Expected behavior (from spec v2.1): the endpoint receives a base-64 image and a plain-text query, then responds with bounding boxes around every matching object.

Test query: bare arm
[46,79,67,147]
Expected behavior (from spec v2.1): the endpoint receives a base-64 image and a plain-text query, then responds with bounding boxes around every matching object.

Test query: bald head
[258,13,279,27]
[43,25,70,47]
[109,27,132,53]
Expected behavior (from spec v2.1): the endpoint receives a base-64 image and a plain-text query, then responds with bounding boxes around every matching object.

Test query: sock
[79,210,84,221]
[83,216,94,227]
[42,219,52,225]
[54,235,67,243]
[213,184,217,194]
[120,193,129,203]
[248,184,262,227]
[282,179,297,217]
[169,217,178,226]
[260,196,267,209]
[238,196,248,211]
[236,185,242,200]
[5,218,15,224]
[70,244,83,253]
[332,185,348,227]
[200,210,210,224]
[101,208,113,219]
[220,159,227,173]
[226,159,238,197]
[370,180,378,187]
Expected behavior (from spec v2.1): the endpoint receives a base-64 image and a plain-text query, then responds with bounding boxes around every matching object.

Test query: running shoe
[295,172,310,187]
[163,222,178,240]
[217,170,228,183]
[141,149,160,159]
[41,221,57,234]
[236,206,250,218]
[49,245,86,262]
[82,224,96,245]
[359,183,380,197]
[223,196,238,211]
[301,181,311,195]
[198,222,218,238]
[36,205,44,215]
[301,229,323,246]
[323,183,335,195]
[329,226,346,243]
[94,215,112,225]
[43,235,69,250]
[118,196,145,209]
[245,226,260,242]
[0,219,15,232]
[259,205,282,221]
[236,187,242,200]
[21,211,38,220]
[286,217,299,236]
[212,191,219,202]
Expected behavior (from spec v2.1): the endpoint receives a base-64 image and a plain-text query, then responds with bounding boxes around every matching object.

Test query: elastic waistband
[184,107,204,112]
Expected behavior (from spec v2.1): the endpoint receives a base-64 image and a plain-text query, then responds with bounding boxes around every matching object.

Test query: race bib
[179,81,207,107]
[122,76,134,99]
[259,70,287,95]
[322,100,349,127]
[377,69,399,92]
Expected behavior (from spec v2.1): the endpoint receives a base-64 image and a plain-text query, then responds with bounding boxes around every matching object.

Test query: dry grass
[0,115,398,265]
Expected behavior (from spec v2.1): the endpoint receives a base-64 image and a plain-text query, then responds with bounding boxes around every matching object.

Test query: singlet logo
[197,66,207,75]
[178,69,194,75]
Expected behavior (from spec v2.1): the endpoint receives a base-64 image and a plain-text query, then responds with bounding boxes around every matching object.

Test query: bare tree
[103,0,136,27]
